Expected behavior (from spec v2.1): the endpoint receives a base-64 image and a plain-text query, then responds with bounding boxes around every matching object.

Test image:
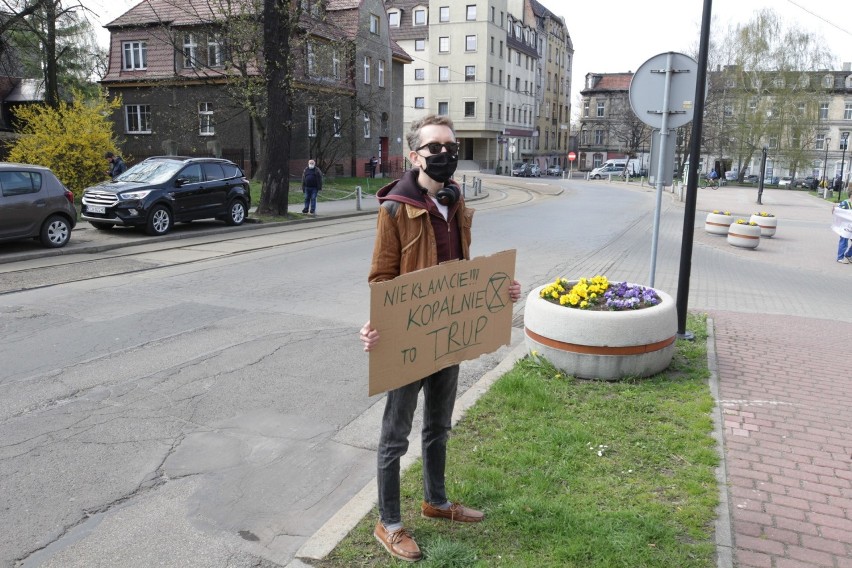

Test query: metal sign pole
[648,52,674,288]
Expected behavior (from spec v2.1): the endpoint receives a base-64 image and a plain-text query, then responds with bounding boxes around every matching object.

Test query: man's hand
[509,280,522,303]
[360,321,380,352]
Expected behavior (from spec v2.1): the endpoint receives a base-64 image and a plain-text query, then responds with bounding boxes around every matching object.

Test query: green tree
[7,90,122,195]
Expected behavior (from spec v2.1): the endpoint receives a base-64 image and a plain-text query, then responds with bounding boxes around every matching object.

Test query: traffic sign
[509,145,516,154]
[568,152,576,162]
[629,52,697,129]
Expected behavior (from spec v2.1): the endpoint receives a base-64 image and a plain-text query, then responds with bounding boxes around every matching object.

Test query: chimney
[843,62,851,72]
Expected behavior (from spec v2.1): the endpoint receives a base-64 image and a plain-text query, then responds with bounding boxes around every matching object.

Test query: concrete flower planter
[705,212,734,235]
[523,283,677,381]
[749,214,777,237]
[727,222,761,249]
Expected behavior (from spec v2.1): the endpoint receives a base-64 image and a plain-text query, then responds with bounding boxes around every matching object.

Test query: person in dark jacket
[105,152,127,178]
[301,159,323,215]
[359,115,521,562]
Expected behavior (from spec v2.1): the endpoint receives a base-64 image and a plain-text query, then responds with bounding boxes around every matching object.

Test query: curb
[291,338,529,565]
[706,317,734,568]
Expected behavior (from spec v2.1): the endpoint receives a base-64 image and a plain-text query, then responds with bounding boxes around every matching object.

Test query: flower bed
[749,212,777,237]
[727,219,761,248]
[705,210,733,235]
[525,277,677,380]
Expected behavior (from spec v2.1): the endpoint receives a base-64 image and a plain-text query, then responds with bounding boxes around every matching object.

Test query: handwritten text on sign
[368,250,516,396]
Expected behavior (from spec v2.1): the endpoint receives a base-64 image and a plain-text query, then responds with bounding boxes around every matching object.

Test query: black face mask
[422,152,458,185]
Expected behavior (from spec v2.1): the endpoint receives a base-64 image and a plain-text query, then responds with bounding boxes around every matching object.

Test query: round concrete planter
[523,283,677,381]
[727,222,761,248]
[705,212,734,235]
[749,214,777,237]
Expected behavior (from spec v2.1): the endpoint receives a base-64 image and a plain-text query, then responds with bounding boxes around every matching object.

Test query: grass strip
[312,312,718,567]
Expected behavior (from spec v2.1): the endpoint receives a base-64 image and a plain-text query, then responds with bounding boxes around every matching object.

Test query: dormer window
[183,34,197,68]
[822,74,833,88]
[413,7,426,25]
[122,41,147,70]
[388,10,400,27]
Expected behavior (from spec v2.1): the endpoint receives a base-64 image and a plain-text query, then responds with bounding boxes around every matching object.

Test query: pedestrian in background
[359,114,521,562]
[832,195,852,264]
[105,152,127,178]
[301,159,323,215]
[369,156,378,178]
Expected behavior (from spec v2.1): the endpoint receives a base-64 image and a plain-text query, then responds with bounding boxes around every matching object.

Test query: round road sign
[629,51,697,129]
[509,145,516,154]
[568,152,576,161]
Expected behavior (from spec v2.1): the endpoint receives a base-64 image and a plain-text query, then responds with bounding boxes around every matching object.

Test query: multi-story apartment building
[577,64,852,184]
[529,0,571,170]
[101,0,409,178]
[385,0,571,174]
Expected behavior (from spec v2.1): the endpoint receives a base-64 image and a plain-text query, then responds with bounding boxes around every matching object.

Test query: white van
[590,160,627,179]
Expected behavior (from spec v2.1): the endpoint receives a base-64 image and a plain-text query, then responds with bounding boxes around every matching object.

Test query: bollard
[356,185,362,211]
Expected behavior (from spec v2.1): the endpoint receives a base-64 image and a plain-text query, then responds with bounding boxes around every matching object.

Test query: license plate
[87,205,106,214]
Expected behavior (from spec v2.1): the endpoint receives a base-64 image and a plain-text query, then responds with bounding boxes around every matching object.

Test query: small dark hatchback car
[0,162,77,248]
[81,156,250,236]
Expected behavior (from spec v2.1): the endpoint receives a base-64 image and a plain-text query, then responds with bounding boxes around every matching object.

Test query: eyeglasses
[415,141,459,156]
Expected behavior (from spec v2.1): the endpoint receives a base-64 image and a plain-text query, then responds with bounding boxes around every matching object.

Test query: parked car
[724,170,738,181]
[511,162,526,176]
[743,174,760,183]
[778,176,793,187]
[546,164,563,176]
[528,164,541,177]
[511,162,540,177]
[81,156,250,236]
[793,176,818,189]
[0,162,77,248]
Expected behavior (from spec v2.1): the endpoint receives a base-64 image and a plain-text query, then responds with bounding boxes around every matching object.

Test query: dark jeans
[303,187,318,213]
[377,365,459,525]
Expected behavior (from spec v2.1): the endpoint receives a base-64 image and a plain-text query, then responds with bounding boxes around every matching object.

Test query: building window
[596,101,605,117]
[333,109,341,137]
[464,101,475,117]
[439,36,449,52]
[465,35,476,51]
[438,101,448,115]
[207,35,222,67]
[414,39,425,51]
[490,6,495,21]
[816,134,826,150]
[466,4,476,20]
[845,102,852,120]
[388,11,400,26]
[489,102,493,118]
[378,60,385,87]
[439,6,449,22]
[594,129,603,145]
[370,13,380,34]
[465,65,475,81]
[819,102,829,119]
[439,66,449,81]
[307,105,317,137]
[122,41,147,70]
[363,112,371,138]
[769,136,778,149]
[413,8,426,25]
[497,103,501,118]
[364,56,371,84]
[498,69,502,84]
[415,97,425,109]
[822,74,833,88]
[125,104,151,133]
[182,34,197,68]
[583,101,589,117]
[199,102,214,135]
[332,49,340,79]
[415,68,425,80]
[724,104,733,117]
[306,41,316,75]
[515,77,520,91]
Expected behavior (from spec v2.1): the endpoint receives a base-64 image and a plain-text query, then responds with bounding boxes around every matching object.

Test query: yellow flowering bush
[539,275,661,311]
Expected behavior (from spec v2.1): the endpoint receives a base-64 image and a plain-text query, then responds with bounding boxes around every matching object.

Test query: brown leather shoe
[421,501,484,523]
[373,521,422,562]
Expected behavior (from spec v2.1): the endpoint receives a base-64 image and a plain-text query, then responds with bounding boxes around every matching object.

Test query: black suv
[81,156,250,236]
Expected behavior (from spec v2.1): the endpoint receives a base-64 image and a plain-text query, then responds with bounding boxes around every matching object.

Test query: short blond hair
[406,115,456,152]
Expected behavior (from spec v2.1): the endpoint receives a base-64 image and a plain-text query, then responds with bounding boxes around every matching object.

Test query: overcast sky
[87,0,852,101]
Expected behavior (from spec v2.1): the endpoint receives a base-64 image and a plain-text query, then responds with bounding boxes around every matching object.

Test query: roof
[106,0,253,28]
[583,73,633,93]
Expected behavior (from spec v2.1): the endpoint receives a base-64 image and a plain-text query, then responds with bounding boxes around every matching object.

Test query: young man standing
[105,152,127,178]
[359,115,521,562]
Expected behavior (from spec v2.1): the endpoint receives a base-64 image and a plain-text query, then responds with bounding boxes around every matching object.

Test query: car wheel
[145,205,172,236]
[90,222,114,231]
[226,199,247,226]
[40,215,71,248]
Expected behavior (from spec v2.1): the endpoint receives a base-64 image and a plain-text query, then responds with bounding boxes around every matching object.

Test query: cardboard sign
[368,250,517,396]
[832,207,852,239]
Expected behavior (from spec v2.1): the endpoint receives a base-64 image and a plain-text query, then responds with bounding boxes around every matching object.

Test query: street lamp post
[822,137,831,194]
[757,145,768,205]
[839,132,850,202]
